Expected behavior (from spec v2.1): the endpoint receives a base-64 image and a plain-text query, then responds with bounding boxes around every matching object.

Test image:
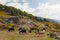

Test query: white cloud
[0,0,11,5]
[22,0,27,2]
[0,0,19,5]
[12,0,19,2]
[32,3,60,20]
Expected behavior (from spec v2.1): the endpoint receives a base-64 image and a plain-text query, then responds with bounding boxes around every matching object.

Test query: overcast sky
[0,0,60,20]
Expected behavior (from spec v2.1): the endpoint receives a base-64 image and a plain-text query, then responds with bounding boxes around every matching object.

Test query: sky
[0,0,60,20]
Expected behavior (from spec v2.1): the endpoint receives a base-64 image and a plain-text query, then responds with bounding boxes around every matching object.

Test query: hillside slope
[0,4,60,33]
[0,4,60,40]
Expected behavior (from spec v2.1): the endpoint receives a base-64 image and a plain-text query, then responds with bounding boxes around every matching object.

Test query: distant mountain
[45,18,60,23]
[52,19,60,23]
[37,16,60,24]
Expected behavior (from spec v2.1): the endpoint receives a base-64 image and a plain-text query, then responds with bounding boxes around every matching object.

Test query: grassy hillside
[0,11,10,18]
[0,4,59,40]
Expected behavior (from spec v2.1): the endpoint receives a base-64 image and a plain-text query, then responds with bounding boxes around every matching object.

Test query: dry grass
[0,30,57,40]
[0,11,10,18]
